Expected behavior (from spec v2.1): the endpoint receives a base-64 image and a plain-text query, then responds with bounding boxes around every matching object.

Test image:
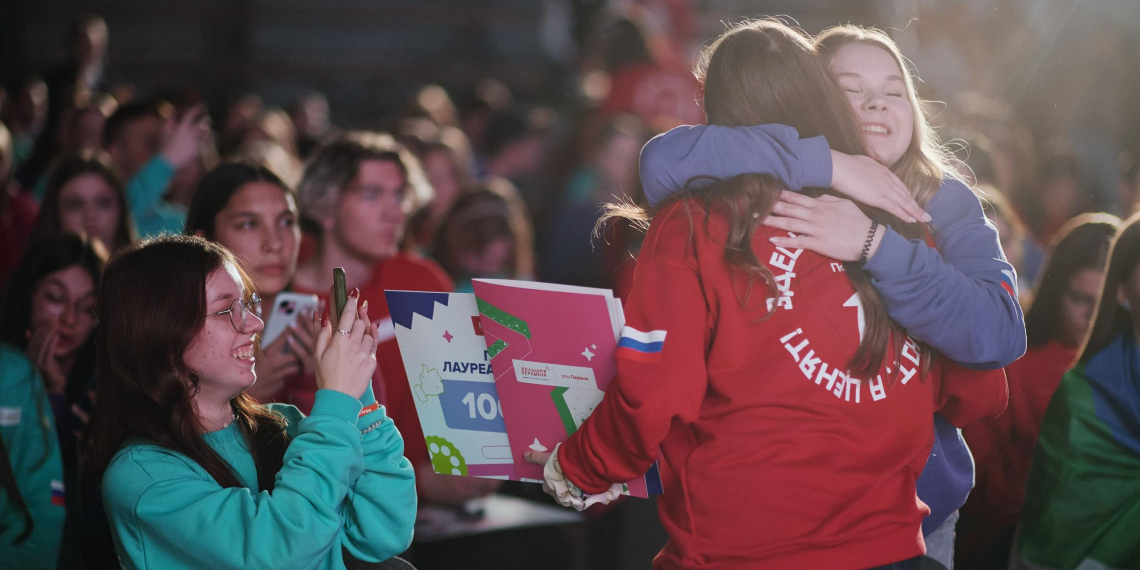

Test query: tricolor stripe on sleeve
[51,480,65,507]
[616,327,668,363]
[1000,269,1018,299]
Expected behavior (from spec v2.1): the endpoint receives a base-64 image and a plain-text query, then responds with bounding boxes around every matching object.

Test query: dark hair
[483,111,531,158]
[601,18,653,72]
[103,97,170,148]
[185,162,291,239]
[1080,213,1140,363]
[638,19,928,379]
[83,235,289,490]
[30,151,134,252]
[0,234,105,544]
[1026,214,1120,348]
[433,179,534,281]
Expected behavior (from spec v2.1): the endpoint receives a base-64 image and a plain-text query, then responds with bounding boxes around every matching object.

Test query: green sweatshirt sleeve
[101,390,365,570]
[341,384,417,562]
[0,344,65,570]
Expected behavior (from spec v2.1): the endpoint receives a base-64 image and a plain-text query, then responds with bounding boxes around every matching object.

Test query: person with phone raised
[83,234,415,569]
[185,162,318,403]
[292,133,498,506]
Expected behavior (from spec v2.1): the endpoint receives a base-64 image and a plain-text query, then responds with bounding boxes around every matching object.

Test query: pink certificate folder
[471,279,663,497]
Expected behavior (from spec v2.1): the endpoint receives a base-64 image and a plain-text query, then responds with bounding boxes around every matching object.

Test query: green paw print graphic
[426,435,468,476]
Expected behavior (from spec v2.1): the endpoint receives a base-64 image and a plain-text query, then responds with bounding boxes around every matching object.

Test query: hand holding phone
[332,267,347,328]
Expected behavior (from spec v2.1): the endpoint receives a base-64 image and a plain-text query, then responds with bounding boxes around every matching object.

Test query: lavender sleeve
[863,179,1026,368]
[639,123,1027,368]
[638,124,833,206]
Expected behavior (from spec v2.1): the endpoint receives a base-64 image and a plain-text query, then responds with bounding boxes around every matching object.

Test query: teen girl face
[212,181,300,297]
[31,265,97,357]
[184,263,264,396]
[1060,268,1105,347]
[830,42,914,167]
[334,159,410,260]
[58,173,121,251]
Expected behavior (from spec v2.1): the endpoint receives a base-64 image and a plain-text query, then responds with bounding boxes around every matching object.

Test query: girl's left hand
[763,191,887,263]
[523,446,622,511]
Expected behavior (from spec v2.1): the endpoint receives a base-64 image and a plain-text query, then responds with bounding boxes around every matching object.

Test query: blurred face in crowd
[334,159,409,260]
[1043,174,1082,226]
[460,238,513,277]
[423,148,462,218]
[72,20,108,67]
[58,173,121,251]
[1060,268,1104,347]
[212,181,300,297]
[74,108,108,152]
[32,265,97,358]
[830,42,914,167]
[595,131,643,195]
[110,115,164,179]
[184,264,263,398]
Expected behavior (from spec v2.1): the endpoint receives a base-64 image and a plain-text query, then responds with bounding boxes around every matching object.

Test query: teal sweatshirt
[101,386,416,569]
[0,342,66,570]
[126,156,186,238]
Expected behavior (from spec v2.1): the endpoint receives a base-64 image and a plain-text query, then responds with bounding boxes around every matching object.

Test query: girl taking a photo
[84,235,416,569]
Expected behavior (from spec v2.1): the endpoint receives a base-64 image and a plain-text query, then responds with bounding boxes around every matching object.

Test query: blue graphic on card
[386,290,518,480]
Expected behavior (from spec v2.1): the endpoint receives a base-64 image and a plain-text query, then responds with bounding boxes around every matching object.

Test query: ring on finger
[335,328,350,336]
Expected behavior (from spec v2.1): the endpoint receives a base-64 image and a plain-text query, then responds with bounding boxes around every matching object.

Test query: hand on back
[830,150,931,224]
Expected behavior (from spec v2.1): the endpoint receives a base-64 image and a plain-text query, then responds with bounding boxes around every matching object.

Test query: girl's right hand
[313,289,380,399]
[830,150,931,224]
[26,319,66,393]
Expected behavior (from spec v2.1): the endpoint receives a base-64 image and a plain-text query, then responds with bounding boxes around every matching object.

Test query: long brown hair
[1025,214,1120,348]
[83,235,289,491]
[815,26,966,210]
[615,19,929,378]
[1079,213,1140,363]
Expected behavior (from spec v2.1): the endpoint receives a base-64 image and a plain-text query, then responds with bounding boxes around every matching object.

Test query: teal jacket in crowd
[101,386,416,569]
[0,342,66,570]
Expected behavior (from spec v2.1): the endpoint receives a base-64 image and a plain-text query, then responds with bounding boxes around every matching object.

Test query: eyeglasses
[210,293,262,333]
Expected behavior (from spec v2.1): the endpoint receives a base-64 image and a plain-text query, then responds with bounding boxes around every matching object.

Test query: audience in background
[5,6,1140,568]
[959,214,1121,569]
[433,179,535,291]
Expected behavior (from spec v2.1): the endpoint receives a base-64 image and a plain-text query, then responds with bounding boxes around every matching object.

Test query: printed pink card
[471,279,662,497]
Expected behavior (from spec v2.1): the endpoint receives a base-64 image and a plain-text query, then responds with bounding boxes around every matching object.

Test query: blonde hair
[297,131,433,223]
[816,26,967,208]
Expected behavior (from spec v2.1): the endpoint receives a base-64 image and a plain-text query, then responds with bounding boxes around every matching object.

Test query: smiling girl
[84,235,415,569]
[185,163,317,404]
[638,24,1023,568]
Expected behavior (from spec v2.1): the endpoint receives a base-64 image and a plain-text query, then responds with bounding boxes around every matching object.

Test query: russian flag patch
[1000,269,1018,299]
[51,480,65,507]
[616,327,667,363]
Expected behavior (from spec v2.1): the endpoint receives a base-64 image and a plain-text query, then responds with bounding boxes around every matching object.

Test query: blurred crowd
[1,3,1138,570]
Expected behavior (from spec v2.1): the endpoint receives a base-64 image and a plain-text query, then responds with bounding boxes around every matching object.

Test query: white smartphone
[261,292,320,346]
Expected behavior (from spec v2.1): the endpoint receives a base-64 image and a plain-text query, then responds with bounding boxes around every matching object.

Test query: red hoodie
[959,341,1078,566]
[560,201,950,569]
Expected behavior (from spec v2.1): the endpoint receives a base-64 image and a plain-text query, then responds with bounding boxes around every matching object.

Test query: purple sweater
[640,124,1027,533]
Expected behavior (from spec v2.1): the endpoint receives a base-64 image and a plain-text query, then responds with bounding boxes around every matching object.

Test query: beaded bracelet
[859,221,880,265]
[361,420,384,435]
